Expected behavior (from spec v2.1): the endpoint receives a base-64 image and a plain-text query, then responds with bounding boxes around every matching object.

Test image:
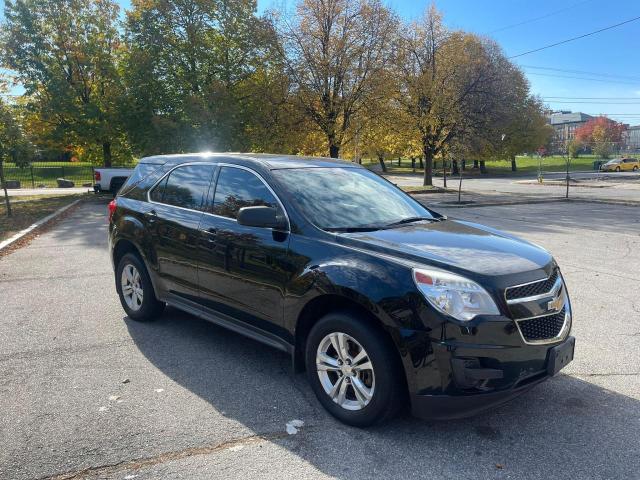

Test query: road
[1,199,639,479]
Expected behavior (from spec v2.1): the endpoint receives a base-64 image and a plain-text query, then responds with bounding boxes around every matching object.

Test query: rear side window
[150,164,214,211]
[210,167,279,219]
[119,162,166,199]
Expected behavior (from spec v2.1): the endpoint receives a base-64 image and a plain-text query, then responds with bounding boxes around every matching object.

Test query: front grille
[506,270,558,301]
[518,309,566,341]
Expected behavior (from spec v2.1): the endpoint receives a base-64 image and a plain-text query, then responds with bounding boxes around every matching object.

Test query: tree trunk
[377,154,387,172]
[480,160,487,174]
[511,155,517,172]
[411,157,416,172]
[422,147,433,186]
[452,159,459,175]
[397,157,401,167]
[329,143,340,159]
[419,156,424,169]
[473,160,479,169]
[0,160,12,217]
[461,159,466,171]
[103,142,112,168]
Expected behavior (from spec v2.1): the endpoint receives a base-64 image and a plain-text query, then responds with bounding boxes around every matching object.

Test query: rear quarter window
[119,162,168,200]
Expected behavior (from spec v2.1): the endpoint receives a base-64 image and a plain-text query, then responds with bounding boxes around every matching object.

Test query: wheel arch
[112,237,161,296]
[292,294,403,376]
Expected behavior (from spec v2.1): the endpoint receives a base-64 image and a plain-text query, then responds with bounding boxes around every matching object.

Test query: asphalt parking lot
[1,198,639,479]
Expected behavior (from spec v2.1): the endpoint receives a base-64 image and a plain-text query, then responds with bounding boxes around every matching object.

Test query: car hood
[335,219,552,277]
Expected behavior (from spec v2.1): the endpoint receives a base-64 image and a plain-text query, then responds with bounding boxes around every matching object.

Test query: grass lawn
[0,194,83,242]
[362,155,630,176]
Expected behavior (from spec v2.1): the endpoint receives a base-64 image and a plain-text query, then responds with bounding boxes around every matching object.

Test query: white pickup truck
[93,167,133,194]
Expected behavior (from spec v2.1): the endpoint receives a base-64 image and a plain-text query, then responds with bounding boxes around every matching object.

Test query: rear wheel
[305,311,405,427]
[116,253,165,321]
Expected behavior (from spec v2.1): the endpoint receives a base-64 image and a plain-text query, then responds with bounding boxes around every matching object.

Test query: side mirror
[237,206,287,230]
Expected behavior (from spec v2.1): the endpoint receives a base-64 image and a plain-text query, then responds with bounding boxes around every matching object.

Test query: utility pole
[565,139,570,199]
[442,156,447,189]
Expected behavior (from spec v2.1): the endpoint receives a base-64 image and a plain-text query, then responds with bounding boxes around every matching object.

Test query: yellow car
[601,157,640,172]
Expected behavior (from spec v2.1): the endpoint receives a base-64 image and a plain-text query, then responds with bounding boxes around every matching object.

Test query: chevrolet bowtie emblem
[547,295,564,312]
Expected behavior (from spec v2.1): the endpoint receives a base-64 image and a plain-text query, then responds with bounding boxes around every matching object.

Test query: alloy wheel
[316,332,375,411]
[121,264,143,311]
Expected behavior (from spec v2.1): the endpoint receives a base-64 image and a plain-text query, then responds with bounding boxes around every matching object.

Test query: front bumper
[410,335,575,420]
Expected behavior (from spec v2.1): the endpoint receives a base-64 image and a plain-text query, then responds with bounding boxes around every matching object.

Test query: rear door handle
[205,227,217,244]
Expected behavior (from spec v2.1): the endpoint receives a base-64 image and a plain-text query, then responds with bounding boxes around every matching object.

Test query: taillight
[94,171,101,181]
[108,199,117,223]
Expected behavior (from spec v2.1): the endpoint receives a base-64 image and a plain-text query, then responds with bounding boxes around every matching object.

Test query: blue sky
[5,0,640,124]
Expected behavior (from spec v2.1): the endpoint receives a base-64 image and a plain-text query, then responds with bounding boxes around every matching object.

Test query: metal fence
[2,163,96,189]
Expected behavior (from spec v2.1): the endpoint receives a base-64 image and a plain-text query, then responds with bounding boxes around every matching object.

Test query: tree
[575,116,627,159]
[123,0,280,156]
[393,6,528,185]
[479,94,552,172]
[277,0,397,158]
[0,97,33,217]
[2,0,125,167]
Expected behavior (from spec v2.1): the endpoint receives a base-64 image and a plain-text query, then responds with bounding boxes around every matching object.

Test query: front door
[147,163,215,301]
[197,165,291,338]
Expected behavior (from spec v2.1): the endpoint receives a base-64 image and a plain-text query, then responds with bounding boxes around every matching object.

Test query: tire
[116,253,165,321]
[305,311,406,427]
[634,166,638,171]
[615,166,621,172]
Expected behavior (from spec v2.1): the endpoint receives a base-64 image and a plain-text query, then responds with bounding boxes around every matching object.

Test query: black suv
[109,153,575,426]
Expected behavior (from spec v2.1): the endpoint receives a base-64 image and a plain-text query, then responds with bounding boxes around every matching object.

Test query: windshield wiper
[324,226,383,232]
[384,216,436,227]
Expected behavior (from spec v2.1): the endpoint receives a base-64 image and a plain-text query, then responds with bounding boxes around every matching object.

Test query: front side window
[272,167,434,230]
[150,164,214,211]
[210,167,279,219]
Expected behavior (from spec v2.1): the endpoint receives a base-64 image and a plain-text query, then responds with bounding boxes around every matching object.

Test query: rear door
[147,163,215,301]
[197,165,291,337]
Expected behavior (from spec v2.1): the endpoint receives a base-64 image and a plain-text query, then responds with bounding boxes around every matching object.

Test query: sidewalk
[6,187,93,197]
[386,172,640,205]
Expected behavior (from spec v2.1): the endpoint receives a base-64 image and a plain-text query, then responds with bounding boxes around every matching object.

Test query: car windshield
[272,167,435,230]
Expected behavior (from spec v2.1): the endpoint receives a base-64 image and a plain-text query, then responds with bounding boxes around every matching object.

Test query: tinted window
[211,167,278,219]
[152,165,214,210]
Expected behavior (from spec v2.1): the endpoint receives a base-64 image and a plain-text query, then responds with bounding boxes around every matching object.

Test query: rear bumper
[409,335,575,420]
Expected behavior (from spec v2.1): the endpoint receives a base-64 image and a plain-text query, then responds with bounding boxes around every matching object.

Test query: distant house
[547,111,593,150]
[623,125,640,153]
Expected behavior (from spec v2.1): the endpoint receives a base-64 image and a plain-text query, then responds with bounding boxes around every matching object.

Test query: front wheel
[305,311,406,427]
[633,166,638,171]
[116,253,165,321]
[615,166,621,172]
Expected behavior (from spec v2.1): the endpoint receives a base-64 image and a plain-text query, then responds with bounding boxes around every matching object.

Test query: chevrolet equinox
[108,153,575,427]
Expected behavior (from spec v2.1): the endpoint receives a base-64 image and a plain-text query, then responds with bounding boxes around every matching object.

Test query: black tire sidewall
[115,253,162,321]
[305,312,404,427]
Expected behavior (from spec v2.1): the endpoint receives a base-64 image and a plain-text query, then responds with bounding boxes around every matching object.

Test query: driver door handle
[145,210,158,224]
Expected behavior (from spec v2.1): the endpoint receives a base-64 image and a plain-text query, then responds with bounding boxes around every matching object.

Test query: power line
[490,0,594,34]
[545,101,640,104]
[526,72,640,85]
[521,65,640,82]
[542,96,640,100]
[509,15,640,58]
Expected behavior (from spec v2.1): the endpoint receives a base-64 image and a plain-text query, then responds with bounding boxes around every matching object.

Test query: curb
[430,198,569,208]
[0,199,83,252]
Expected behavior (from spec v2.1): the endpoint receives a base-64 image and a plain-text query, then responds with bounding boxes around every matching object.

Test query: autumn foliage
[574,116,627,158]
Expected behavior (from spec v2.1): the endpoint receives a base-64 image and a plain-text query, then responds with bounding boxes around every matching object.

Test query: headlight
[412,267,500,321]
